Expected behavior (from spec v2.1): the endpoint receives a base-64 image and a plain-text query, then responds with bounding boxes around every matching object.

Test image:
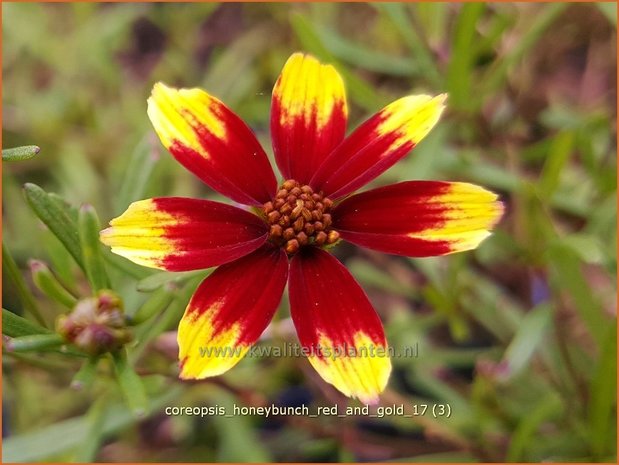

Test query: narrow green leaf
[23,183,84,270]
[5,333,64,352]
[73,397,108,462]
[482,3,567,95]
[2,308,51,337]
[112,349,149,417]
[311,23,417,77]
[207,387,272,462]
[2,243,46,326]
[446,3,485,111]
[78,204,111,291]
[115,136,160,213]
[290,13,385,112]
[375,3,443,87]
[538,131,574,200]
[30,260,78,308]
[588,325,617,459]
[547,242,606,342]
[2,387,182,462]
[136,269,208,292]
[129,286,175,324]
[2,145,40,161]
[501,303,552,379]
[71,357,100,390]
[506,393,563,461]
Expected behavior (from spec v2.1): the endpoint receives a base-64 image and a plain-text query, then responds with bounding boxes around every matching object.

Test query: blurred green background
[2,2,617,462]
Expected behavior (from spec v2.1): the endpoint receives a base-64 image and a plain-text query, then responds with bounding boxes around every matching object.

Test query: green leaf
[1,387,182,462]
[30,260,78,308]
[501,303,552,379]
[2,145,40,161]
[129,286,175,324]
[547,242,606,342]
[2,308,51,338]
[2,243,46,326]
[115,136,161,213]
[207,387,272,462]
[5,333,64,352]
[374,3,443,87]
[78,204,111,291]
[73,397,108,462]
[482,3,567,95]
[588,324,617,459]
[23,183,84,270]
[290,13,386,112]
[506,393,563,461]
[538,131,574,200]
[136,269,209,292]
[112,349,149,417]
[71,357,100,390]
[446,3,485,111]
[311,23,418,77]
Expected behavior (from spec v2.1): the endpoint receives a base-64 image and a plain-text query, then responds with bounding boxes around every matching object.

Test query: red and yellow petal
[148,83,277,205]
[100,197,268,271]
[289,248,391,404]
[333,181,504,257]
[311,94,446,199]
[178,246,288,379]
[271,53,348,184]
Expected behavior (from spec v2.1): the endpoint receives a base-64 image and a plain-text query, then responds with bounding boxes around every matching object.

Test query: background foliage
[2,2,617,462]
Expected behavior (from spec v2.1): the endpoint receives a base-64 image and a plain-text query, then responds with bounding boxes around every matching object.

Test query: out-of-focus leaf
[30,260,78,308]
[73,397,108,462]
[547,242,606,342]
[506,393,563,461]
[6,333,64,352]
[112,349,148,417]
[588,325,617,459]
[374,3,442,86]
[2,308,51,338]
[2,145,40,161]
[446,3,485,111]
[501,303,552,380]
[2,386,182,462]
[23,183,84,270]
[596,3,617,26]
[129,286,175,324]
[2,243,46,326]
[290,13,386,112]
[71,357,100,390]
[538,131,574,200]
[78,204,110,291]
[311,23,418,77]
[207,387,272,462]
[482,3,567,94]
[136,269,207,292]
[115,135,161,214]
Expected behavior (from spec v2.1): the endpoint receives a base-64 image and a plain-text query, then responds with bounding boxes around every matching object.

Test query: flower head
[101,52,503,404]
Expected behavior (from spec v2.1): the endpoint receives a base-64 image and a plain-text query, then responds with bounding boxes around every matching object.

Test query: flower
[100,52,503,404]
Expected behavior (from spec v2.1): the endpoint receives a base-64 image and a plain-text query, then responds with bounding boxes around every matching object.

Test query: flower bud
[56,290,132,355]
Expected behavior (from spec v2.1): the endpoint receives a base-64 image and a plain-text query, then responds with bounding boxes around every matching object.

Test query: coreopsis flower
[101,53,503,404]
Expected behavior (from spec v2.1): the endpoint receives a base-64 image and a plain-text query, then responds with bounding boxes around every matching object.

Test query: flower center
[263,179,340,255]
